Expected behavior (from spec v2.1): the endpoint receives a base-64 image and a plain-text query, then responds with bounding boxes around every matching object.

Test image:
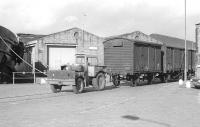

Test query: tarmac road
[0,82,200,127]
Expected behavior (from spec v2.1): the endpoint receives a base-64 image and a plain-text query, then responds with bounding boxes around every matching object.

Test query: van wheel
[50,84,62,93]
[94,73,106,90]
[129,78,134,87]
[147,75,153,85]
[134,78,140,87]
[194,85,200,89]
[161,75,170,83]
[73,78,84,94]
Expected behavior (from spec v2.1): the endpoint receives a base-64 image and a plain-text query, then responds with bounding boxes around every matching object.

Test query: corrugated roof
[104,37,163,46]
[150,34,196,50]
[106,31,163,45]
[17,33,46,43]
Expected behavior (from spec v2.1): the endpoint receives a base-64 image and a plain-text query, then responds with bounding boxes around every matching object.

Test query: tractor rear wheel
[94,73,106,90]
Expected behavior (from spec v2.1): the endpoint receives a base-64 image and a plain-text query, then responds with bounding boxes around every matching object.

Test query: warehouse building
[18,27,104,72]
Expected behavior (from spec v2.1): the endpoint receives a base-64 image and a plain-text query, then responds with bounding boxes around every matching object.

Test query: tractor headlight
[103,67,107,73]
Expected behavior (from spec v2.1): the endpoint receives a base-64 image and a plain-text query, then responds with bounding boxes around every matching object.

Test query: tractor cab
[75,54,106,91]
[76,54,98,66]
[75,54,105,77]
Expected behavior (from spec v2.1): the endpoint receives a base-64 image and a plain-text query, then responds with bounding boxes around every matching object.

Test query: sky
[0,0,200,41]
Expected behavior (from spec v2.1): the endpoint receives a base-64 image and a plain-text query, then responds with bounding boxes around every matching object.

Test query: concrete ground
[0,81,200,127]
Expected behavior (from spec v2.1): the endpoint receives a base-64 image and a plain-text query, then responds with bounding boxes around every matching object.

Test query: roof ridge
[150,33,194,42]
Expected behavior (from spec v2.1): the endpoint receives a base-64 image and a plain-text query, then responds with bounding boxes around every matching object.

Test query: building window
[74,32,79,40]
[88,57,98,66]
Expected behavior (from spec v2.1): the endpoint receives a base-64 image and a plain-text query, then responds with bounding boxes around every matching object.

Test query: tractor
[47,54,107,94]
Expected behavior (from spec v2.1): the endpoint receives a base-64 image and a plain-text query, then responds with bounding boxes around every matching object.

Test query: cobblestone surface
[0,82,200,127]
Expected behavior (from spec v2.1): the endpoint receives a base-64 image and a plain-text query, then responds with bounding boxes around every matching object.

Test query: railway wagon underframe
[104,38,164,86]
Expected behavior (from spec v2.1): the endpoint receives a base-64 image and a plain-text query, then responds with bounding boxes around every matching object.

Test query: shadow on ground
[120,78,177,87]
[122,115,171,127]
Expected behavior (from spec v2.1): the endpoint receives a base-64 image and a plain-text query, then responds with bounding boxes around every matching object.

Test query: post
[33,46,36,84]
[184,0,187,81]
[13,72,15,85]
[82,13,87,48]
[82,29,84,47]
[196,24,200,78]
[34,72,36,84]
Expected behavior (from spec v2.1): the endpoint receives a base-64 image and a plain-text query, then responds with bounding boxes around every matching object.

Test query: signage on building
[89,47,98,50]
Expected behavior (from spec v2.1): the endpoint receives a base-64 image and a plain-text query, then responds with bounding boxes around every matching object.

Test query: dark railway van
[104,38,164,86]
[104,37,196,86]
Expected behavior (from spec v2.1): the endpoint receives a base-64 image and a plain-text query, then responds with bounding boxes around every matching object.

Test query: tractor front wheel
[50,84,62,93]
[73,78,84,94]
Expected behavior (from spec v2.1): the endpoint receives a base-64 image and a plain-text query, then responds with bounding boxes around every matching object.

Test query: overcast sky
[0,0,200,41]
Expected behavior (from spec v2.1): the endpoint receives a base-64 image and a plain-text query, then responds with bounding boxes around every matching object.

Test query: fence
[12,72,47,85]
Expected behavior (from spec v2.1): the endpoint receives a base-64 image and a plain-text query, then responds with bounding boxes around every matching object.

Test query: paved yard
[0,82,200,127]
